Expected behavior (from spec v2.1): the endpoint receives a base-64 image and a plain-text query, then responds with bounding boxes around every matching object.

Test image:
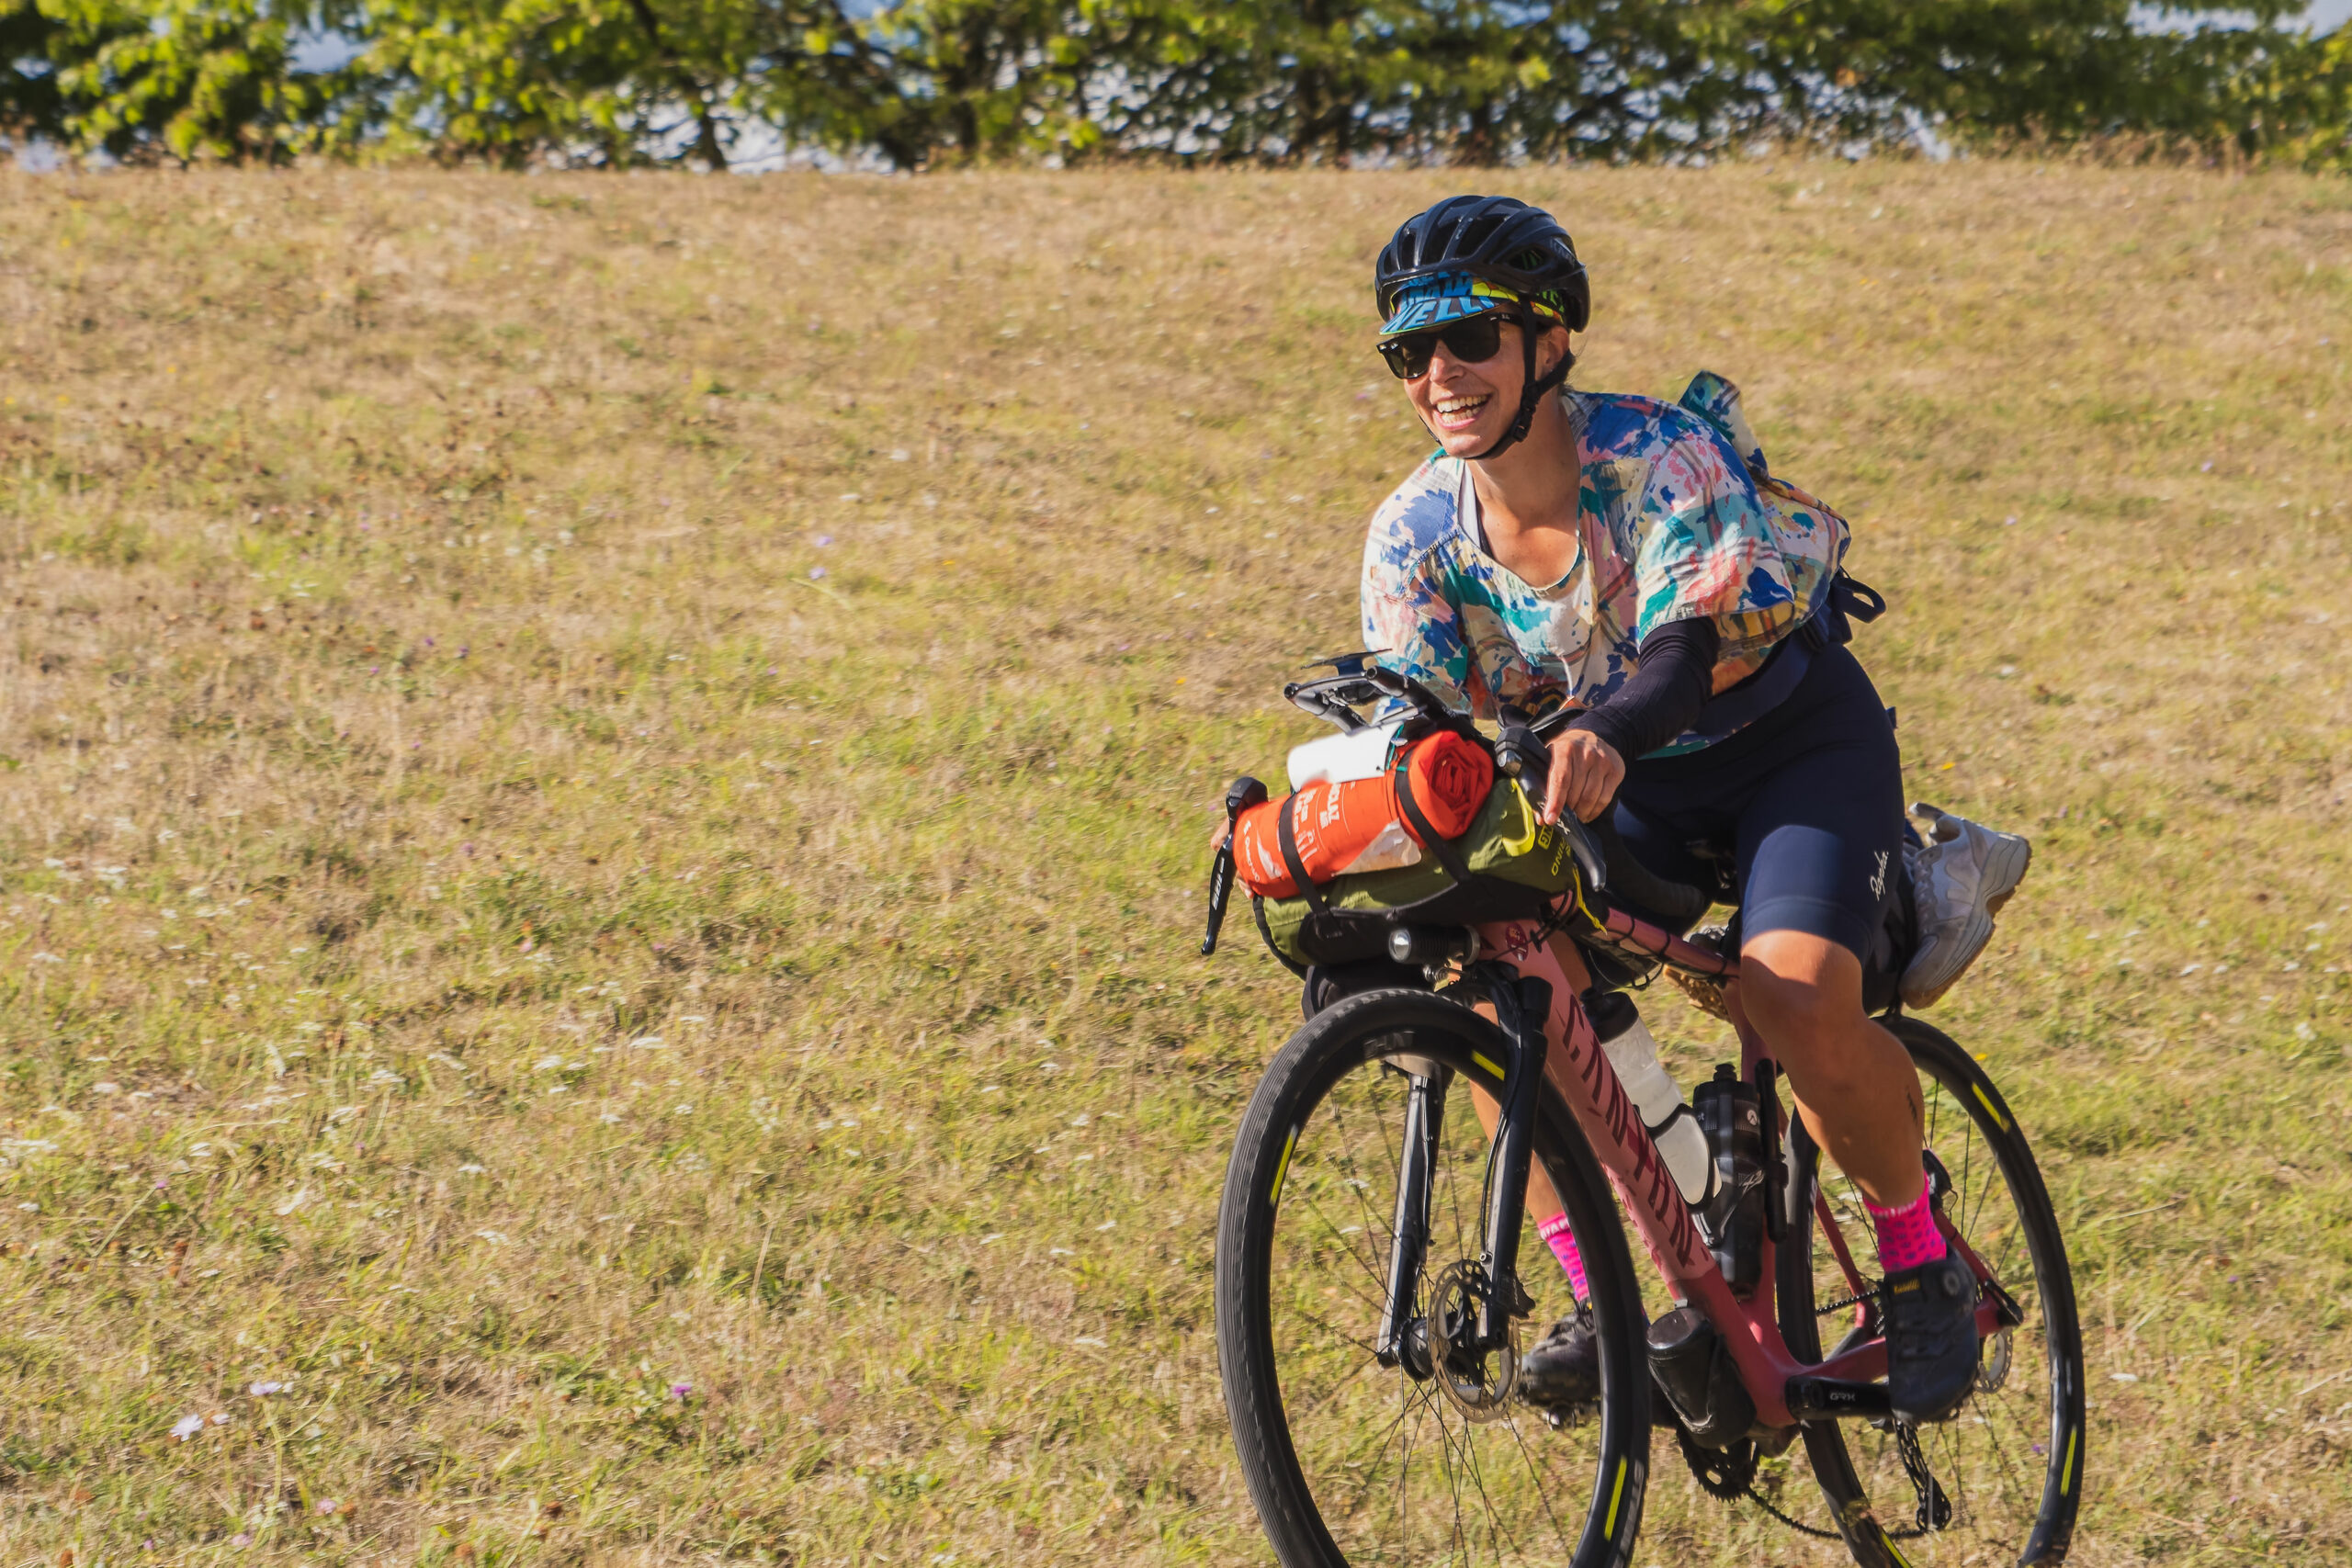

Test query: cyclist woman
[1357,196,2018,1426]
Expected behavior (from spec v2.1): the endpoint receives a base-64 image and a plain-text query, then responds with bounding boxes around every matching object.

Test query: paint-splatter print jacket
[1359,371,1849,756]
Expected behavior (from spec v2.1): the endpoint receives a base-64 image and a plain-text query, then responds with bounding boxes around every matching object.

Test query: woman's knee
[1736,931,1866,1050]
[1739,965,1844,1045]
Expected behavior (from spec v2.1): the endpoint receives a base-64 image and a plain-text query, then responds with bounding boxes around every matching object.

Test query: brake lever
[1561,814,1607,893]
[1201,775,1269,956]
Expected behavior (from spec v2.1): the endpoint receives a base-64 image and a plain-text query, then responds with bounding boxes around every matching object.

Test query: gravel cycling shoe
[1514,1302,1601,1412]
[1902,805,2031,1010]
[1883,1253,1981,1425]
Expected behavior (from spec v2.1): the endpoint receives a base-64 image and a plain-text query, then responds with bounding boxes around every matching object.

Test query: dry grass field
[0,159,2347,1567]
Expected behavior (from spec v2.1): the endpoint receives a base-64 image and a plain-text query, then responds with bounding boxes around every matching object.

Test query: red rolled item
[1232,731,1494,898]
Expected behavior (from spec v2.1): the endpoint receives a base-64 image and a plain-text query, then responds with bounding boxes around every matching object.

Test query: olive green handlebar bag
[1252,777,1583,970]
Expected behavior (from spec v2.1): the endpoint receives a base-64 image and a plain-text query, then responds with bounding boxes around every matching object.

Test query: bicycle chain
[1678,1427,1845,1540]
[1739,1484,1845,1541]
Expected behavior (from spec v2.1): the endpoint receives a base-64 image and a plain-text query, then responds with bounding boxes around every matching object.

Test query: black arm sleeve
[1564,618,1720,762]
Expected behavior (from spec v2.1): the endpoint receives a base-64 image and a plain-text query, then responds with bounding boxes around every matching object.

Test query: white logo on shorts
[1869,850,1889,901]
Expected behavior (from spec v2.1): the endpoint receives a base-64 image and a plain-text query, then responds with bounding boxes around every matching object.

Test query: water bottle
[1586,992,1712,1208]
[1287,720,1403,790]
[1693,1065,1767,1294]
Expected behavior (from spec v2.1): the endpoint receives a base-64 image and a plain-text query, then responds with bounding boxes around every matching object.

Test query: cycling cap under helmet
[1375,196,1589,459]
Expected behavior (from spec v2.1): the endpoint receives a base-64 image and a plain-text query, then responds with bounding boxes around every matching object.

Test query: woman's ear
[1535,322,1576,381]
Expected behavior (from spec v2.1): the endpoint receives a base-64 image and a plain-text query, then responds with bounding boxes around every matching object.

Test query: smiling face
[1402,314,1573,458]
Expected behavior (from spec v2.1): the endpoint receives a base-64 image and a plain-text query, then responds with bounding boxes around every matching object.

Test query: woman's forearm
[1565,617,1719,761]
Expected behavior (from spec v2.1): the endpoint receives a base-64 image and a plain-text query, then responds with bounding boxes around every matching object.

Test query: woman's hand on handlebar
[1540,728,1624,826]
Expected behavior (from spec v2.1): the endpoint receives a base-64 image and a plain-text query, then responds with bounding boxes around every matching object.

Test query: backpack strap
[1393,763,1476,886]
[1274,795,1329,913]
[1685,568,1890,743]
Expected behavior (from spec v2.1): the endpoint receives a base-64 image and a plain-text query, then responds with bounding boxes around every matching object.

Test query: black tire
[1216,987,1654,1568]
[1776,1015,2086,1567]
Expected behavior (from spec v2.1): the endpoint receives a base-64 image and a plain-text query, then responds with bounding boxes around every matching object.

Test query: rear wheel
[1778,1015,2086,1566]
[1216,987,1654,1567]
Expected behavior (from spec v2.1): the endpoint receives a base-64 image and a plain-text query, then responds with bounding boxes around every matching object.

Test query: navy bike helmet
[1375,196,1589,460]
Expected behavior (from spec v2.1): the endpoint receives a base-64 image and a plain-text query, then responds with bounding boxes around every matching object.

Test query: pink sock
[1865,1175,1949,1273]
[1536,1212,1589,1302]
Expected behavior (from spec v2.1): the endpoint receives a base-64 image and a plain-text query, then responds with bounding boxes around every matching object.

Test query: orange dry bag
[1232,730,1494,899]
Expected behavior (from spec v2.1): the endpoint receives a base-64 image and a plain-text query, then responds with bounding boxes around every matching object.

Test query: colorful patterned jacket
[1359,371,1850,756]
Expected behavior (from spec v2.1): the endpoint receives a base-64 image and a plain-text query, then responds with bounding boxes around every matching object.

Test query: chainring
[1676,1425,1759,1499]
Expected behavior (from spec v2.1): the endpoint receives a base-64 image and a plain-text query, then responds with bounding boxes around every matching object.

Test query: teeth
[1435,397,1488,414]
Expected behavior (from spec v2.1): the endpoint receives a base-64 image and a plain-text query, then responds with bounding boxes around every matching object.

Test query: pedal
[1784,1376,1893,1421]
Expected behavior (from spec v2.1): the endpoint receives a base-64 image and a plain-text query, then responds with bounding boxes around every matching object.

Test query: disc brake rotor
[1977,1326,2014,1393]
[1423,1259,1519,1423]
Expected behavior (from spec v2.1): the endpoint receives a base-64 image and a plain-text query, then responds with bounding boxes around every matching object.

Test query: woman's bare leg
[1730,929,1921,1205]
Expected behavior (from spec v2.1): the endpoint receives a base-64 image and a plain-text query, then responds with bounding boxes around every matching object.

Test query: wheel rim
[1261,1030,1613,1564]
[1789,1041,2078,1562]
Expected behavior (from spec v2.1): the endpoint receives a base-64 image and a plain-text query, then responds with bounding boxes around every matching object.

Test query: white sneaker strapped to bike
[1900,804,2032,1010]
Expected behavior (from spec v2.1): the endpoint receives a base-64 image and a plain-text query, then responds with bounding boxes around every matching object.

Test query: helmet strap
[1463,322,1572,463]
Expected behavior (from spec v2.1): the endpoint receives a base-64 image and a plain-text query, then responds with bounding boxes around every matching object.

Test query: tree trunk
[627,0,729,170]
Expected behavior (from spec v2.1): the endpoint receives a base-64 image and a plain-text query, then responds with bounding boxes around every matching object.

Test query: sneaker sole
[1901,837,2032,1010]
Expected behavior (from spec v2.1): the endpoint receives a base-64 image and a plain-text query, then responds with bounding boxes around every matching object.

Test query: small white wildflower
[458,1164,486,1174]
[1050,1247,1076,1257]
[250,1381,287,1396]
[172,1414,204,1440]
[92,1081,120,1095]
[534,1055,566,1071]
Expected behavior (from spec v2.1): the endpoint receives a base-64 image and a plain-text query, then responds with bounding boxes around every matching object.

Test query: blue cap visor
[1380,272,1527,337]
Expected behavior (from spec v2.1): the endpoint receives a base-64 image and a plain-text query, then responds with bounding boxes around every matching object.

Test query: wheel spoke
[1244,1012,1620,1566]
[1776,1024,2080,1568]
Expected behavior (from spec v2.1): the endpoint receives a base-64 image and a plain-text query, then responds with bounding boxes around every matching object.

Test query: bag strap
[1394,762,1476,886]
[1274,794,1329,913]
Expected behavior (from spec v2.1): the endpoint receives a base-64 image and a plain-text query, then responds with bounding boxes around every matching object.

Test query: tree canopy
[0,0,2343,168]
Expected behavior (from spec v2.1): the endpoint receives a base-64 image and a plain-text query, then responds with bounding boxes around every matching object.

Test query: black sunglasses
[1378,312,1517,380]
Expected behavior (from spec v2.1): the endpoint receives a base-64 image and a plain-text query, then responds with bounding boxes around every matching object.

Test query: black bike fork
[1477,970,1552,1348]
[1375,1066,1448,1371]
[1373,967,1553,1368]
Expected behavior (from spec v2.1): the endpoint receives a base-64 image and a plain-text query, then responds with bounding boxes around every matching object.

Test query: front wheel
[1216,987,1653,1568]
[1778,1015,2086,1566]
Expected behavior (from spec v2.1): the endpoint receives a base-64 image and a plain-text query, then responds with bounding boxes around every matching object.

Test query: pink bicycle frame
[1478,906,2002,1428]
